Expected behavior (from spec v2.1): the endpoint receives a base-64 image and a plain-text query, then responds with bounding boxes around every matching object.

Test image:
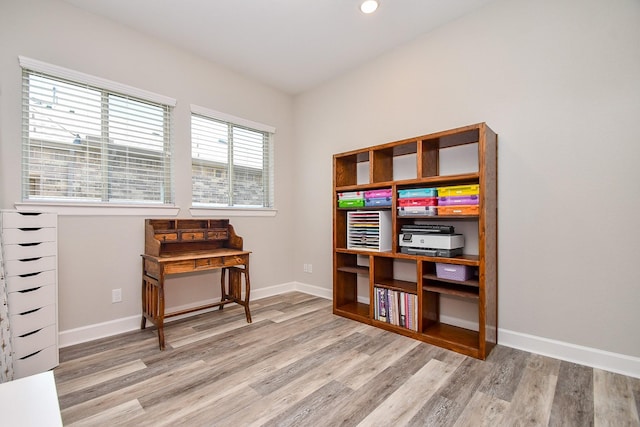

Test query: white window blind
[21,63,174,205]
[191,107,275,209]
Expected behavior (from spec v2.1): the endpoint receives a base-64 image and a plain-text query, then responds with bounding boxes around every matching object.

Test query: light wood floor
[54,292,640,426]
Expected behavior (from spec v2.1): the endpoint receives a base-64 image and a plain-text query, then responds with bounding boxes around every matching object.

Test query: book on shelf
[374,286,417,331]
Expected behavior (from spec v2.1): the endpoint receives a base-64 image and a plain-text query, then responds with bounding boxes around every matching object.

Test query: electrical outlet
[112,288,122,303]
[308,264,312,273]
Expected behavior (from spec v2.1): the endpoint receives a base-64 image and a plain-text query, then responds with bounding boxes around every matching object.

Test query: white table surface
[0,370,63,426]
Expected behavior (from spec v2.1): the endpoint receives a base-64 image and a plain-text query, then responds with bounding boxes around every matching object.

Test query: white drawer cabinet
[6,270,56,293]
[3,241,57,261]
[10,304,56,337]
[12,324,57,359]
[1,211,58,379]
[8,285,56,314]
[1,212,57,229]
[2,227,57,245]
[13,345,59,380]
[4,256,57,277]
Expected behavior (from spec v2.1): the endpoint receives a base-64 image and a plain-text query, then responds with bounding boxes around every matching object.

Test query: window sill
[189,207,277,217]
[14,203,277,218]
[15,202,180,217]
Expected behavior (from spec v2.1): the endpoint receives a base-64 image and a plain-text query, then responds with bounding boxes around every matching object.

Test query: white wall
[1,0,639,375]
[0,0,296,332]
[293,0,640,364]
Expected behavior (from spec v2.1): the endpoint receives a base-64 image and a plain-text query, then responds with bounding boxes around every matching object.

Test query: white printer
[399,227,464,257]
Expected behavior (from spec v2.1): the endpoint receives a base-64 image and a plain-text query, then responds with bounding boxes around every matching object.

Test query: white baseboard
[293,281,333,300]
[499,328,640,379]
[58,282,640,379]
[250,281,297,300]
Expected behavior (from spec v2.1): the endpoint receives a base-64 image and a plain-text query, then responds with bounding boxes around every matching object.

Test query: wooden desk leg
[141,258,147,330]
[243,262,252,323]
[220,266,252,323]
[141,265,165,350]
[141,263,166,350]
[157,268,166,350]
[219,268,227,311]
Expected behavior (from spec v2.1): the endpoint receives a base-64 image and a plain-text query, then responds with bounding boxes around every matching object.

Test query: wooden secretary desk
[141,218,251,350]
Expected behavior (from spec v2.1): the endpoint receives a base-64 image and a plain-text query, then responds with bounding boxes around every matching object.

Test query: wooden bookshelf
[332,123,498,359]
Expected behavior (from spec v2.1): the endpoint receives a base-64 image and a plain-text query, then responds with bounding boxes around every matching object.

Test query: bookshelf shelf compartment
[335,302,370,320]
[374,279,418,294]
[337,265,369,275]
[422,323,480,356]
[423,283,479,299]
[333,123,497,359]
[423,273,480,288]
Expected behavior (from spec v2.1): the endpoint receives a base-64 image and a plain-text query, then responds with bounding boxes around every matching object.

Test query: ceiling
[62,0,495,95]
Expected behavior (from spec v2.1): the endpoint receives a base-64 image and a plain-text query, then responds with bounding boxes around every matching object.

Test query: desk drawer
[1,212,57,228]
[13,324,57,359]
[2,241,57,261]
[194,257,224,269]
[1,227,57,245]
[13,344,58,379]
[155,232,178,242]
[207,230,228,240]
[221,254,248,267]
[10,304,56,336]
[162,256,245,274]
[6,270,56,293]
[180,231,205,241]
[164,260,201,274]
[8,284,56,314]
[4,256,56,277]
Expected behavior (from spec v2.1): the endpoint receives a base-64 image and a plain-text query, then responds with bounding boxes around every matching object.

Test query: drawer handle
[18,227,42,231]
[19,257,42,262]
[20,349,43,360]
[18,212,42,217]
[19,242,42,247]
[19,307,42,316]
[18,287,42,294]
[19,272,42,278]
[19,328,43,338]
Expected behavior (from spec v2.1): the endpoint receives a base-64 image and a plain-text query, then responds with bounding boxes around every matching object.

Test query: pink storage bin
[364,189,392,199]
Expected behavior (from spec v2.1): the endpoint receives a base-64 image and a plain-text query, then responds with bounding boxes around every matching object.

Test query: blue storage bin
[365,197,392,207]
[398,188,437,198]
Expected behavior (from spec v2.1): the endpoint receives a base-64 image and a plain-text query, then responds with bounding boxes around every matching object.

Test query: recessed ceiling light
[360,0,379,14]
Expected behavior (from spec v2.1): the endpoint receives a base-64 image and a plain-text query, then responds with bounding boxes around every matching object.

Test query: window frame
[189,104,276,216]
[17,56,178,216]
